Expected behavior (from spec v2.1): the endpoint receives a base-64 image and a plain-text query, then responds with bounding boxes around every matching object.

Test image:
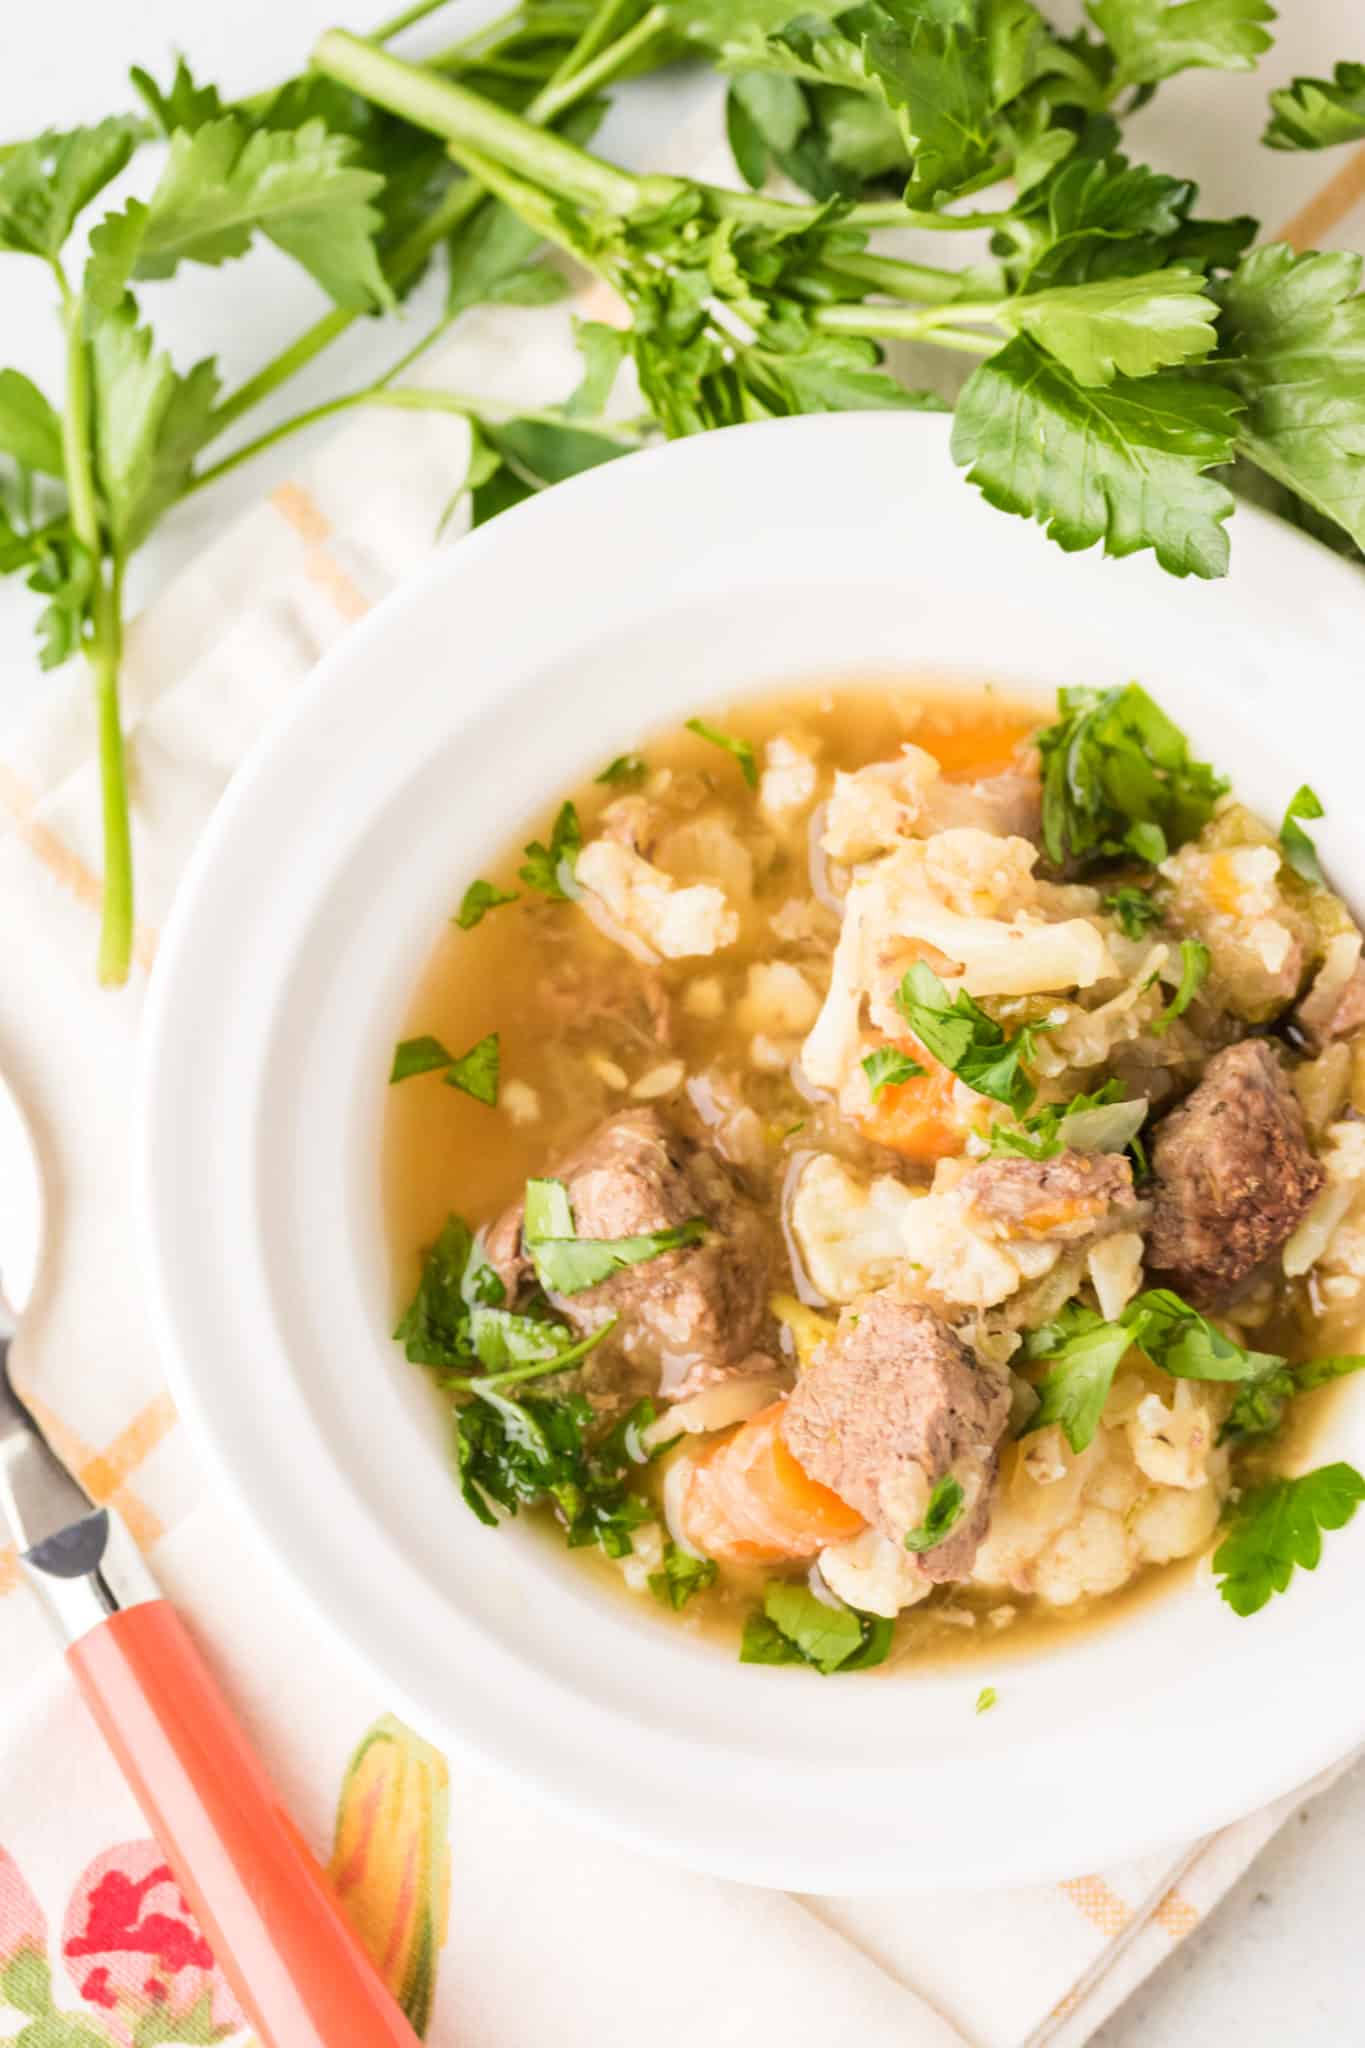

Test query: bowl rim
[135,410,1365,1893]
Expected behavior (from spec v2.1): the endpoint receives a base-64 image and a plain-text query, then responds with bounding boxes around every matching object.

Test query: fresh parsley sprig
[523,1174,707,1294]
[904,1473,965,1553]
[1213,1463,1365,1616]
[740,1581,892,1673]
[390,1029,501,1102]
[1035,683,1227,869]
[894,962,1047,1114]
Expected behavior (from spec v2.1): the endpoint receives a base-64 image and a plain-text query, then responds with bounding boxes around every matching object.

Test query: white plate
[137,413,1365,1893]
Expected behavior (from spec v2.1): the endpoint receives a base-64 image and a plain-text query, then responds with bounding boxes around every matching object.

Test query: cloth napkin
[4,68,1365,2048]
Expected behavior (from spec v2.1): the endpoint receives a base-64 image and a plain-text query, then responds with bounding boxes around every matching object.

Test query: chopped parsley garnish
[1024,1287,1319,1456]
[1023,1301,1146,1455]
[457,1387,655,1556]
[1104,884,1165,939]
[739,1583,892,1674]
[1279,783,1326,886]
[389,1030,501,1103]
[1213,1463,1365,1616]
[455,878,519,929]
[684,717,758,790]
[519,801,582,900]
[904,1474,965,1553]
[894,962,1047,1114]
[1036,684,1227,870]
[987,1080,1147,1162]
[1223,1352,1365,1443]
[1149,938,1210,1034]
[522,1173,706,1295]
[975,1686,998,1715]
[649,1542,718,1610]
[862,1045,926,1103]
[596,753,648,787]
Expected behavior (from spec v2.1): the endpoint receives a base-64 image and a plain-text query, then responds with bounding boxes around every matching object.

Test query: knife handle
[67,1598,421,2048]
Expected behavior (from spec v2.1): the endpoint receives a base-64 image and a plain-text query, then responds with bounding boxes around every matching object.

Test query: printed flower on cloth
[0,1716,449,2047]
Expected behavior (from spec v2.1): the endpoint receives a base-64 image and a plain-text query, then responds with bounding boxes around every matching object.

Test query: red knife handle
[67,1599,421,2048]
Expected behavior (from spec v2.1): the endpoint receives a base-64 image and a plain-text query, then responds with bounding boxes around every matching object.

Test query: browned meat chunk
[483,1108,773,1395]
[961,1151,1138,1240]
[1148,1040,1324,1304]
[780,1295,1011,1581]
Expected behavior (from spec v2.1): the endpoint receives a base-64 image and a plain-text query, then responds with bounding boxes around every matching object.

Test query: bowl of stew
[138,411,1365,1890]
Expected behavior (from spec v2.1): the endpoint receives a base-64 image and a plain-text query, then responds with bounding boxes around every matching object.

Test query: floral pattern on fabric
[0,1715,449,2044]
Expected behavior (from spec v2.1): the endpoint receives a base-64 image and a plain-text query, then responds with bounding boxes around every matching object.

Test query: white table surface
[5,4,1365,2041]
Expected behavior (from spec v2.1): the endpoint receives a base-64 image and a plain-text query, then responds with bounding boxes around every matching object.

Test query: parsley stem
[54,263,134,985]
[315,30,645,213]
[813,303,1000,353]
[815,250,968,306]
[370,0,462,37]
[206,15,652,449]
[533,6,669,122]
[542,0,638,91]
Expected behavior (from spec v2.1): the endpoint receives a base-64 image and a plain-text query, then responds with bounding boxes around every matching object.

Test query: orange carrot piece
[858,1049,967,1164]
[678,1402,864,1565]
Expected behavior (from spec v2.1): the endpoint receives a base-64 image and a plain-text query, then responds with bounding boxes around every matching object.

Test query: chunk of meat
[960,1153,1139,1241]
[1296,935,1365,1052]
[483,1109,774,1396]
[780,1295,1011,1580]
[1148,1040,1324,1303]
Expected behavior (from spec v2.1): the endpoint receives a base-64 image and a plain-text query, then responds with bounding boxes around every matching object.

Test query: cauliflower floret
[1161,835,1312,1022]
[972,1404,1230,1607]
[819,1528,932,1618]
[800,833,1116,1104]
[788,1153,924,1302]
[821,745,943,862]
[759,734,820,822]
[735,961,820,1036]
[577,839,738,962]
[654,814,755,904]
[1126,1379,1219,1490]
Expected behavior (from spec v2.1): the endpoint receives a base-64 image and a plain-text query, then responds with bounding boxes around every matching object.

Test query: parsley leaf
[519,801,582,899]
[91,117,393,313]
[862,1046,926,1101]
[740,1582,892,1674]
[455,879,519,929]
[129,56,226,137]
[394,1215,500,1367]
[1213,1462,1365,1616]
[685,717,758,789]
[1104,884,1164,937]
[1023,1301,1146,1454]
[457,1387,654,1554]
[0,370,64,477]
[649,1542,718,1609]
[86,304,220,553]
[1149,937,1209,1034]
[445,183,570,317]
[894,962,1045,1114]
[1131,1287,1283,1382]
[445,1032,501,1105]
[1266,64,1365,151]
[904,1473,965,1552]
[389,1030,500,1103]
[1217,245,1365,560]
[0,119,139,260]
[1279,783,1325,886]
[595,753,648,786]
[1223,1352,1365,1442]
[1035,683,1227,868]
[976,1685,998,1714]
[1087,0,1275,89]
[988,1080,1147,1161]
[1001,272,1221,387]
[951,339,1243,579]
[529,1221,708,1296]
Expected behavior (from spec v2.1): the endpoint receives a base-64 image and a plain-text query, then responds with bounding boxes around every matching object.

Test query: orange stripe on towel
[1154,1888,1201,1941]
[270,480,371,621]
[270,480,333,544]
[0,764,158,971]
[1276,141,1365,251]
[1059,1874,1134,1937]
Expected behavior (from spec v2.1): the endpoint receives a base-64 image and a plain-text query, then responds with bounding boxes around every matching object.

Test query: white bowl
[137,413,1365,1893]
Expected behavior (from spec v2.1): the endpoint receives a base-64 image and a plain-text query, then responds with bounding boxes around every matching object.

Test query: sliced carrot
[677,1401,864,1565]
[858,1046,968,1165]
